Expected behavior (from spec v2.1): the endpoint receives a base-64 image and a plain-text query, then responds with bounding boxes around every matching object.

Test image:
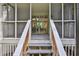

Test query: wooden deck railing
[13,20,31,56]
[50,20,66,56]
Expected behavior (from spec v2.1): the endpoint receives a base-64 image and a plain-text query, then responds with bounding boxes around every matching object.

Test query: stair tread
[29,43,51,46]
[29,40,50,43]
[32,34,49,39]
[30,40,50,42]
[31,38,49,40]
[27,49,52,53]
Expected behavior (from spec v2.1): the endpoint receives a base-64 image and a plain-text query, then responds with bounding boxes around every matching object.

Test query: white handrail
[50,20,66,56]
[13,20,31,56]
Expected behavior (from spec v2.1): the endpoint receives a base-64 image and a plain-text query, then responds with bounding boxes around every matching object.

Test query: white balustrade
[64,44,76,56]
[0,39,18,56]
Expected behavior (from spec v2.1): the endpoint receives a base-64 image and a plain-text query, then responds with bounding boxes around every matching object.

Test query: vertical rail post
[15,3,17,39]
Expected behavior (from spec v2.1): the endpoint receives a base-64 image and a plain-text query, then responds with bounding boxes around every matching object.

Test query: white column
[74,4,76,56]
[49,3,53,55]
[28,4,32,55]
[49,3,51,40]
[62,3,64,39]
[30,3,32,20]
[74,3,76,40]
[28,3,32,43]
[15,3,17,39]
[0,4,3,56]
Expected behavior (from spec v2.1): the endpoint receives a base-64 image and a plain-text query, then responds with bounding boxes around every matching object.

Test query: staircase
[27,34,53,56]
[13,20,66,56]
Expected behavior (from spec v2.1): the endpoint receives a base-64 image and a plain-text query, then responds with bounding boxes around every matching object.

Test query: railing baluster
[9,44,11,56]
[9,44,10,56]
[8,44,10,56]
[11,44,13,56]
[74,46,76,56]
[1,44,3,56]
[3,44,4,56]
[3,44,5,56]
[71,45,73,56]
[68,45,70,56]
[65,45,67,55]
[12,44,14,55]
[11,44,12,56]
[73,46,74,56]
[7,44,9,56]
[14,44,15,52]
[6,44,7,56]
[4,44,6,56]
